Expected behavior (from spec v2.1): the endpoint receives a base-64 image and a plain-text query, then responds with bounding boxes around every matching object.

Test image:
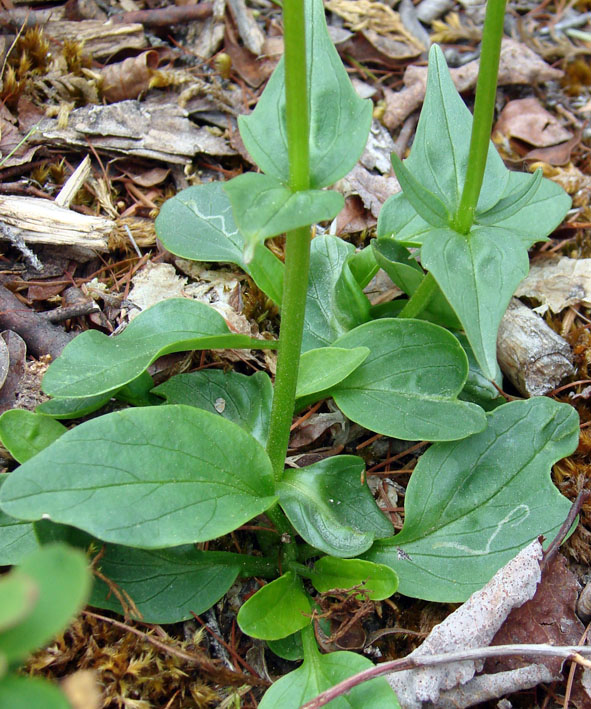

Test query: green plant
[0,543,91,707]
[0,0,579,704]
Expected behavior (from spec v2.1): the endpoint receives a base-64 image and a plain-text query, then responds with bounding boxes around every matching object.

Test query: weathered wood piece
[34,100,235,165]
[0,195,113,252]
[496,298,574,397]
[43,20,147,59]
[0,154,114,254]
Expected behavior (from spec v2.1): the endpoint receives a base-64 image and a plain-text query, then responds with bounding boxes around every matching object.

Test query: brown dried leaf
[224,21,279,88]
[485,554,583,676]
[336,32,410,68]
[120,166,170,188]
[514,256,591,314]
[524,133,580,166]
[100,51,160,103]
[335,195,376,235]
[336,164,400,218]
[494,98,572,148]
[290,412,346,449]
[384,39,562,130]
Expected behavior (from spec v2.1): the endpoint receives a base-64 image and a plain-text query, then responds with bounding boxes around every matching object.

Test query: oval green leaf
[42,298,277,399]
[310,557,398,600]
[331,319,486,441]
[296,347,369,399]
[278,456,393,558]
[237,571,311,640]
[153,370,272,446]
[0,406,277,549]
[90,545,241,624]
[0,410,67,464]
[365,397,579,601]
[36,392,114,419]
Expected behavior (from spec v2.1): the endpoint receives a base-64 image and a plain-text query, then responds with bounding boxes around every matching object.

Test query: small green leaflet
[0,410,66,463]
[258,637,400,708]
[237,571,311,640]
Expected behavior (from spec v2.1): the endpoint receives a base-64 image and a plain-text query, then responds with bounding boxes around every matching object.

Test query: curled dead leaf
[494,97,573,148]
[100,51,160,103]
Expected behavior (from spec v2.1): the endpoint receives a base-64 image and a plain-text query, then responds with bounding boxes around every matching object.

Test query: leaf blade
[0,406,277,548]
[364,398,578,601]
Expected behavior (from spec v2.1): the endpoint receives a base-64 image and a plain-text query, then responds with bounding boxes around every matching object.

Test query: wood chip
[34,100,235,165]
[496,298,574,397]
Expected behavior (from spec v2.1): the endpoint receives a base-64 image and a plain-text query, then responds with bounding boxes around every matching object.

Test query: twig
[112,4,212,26]
[0,221,43,271]
[542,488,591,572]
[39,301,100,323]
[301,644,591,709]
[0,284,74,359]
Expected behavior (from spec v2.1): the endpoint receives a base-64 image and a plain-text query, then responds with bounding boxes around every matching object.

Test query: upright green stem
[398,272,437,319]
[266,0,311,484]
[453,0,507,234]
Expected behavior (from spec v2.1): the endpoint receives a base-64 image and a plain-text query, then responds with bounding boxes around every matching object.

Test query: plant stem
[266,0,311,484]
[453,0,507,234]
[283,0,310,194]
[287,560,314,579]
[398,272,437,319]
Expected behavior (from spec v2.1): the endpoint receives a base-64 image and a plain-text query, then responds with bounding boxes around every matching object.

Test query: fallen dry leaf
[485,553,583,676]
[100,50,160,103]
[335,195,376,235]
[290,412,346,448]
[514,256,591,314]
[336,164,400,218]
[384,39,562,130]
[524,133,581,165]
[494,97,573,148]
